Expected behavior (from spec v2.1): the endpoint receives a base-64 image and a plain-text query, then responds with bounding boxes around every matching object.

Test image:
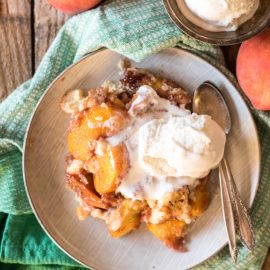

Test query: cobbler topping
[60,89,85,114]
[66,159,84,175]
[61,64,218,252]
[120,68,191,106]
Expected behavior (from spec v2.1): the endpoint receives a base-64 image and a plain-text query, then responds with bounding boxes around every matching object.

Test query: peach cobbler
[61,61,226,251]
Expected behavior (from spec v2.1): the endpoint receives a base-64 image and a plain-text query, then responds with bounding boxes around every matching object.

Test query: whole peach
[236,28,270,110]
[48,0,102,14]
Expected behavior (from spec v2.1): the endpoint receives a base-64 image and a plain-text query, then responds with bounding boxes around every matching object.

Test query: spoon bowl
[193,81,231,134]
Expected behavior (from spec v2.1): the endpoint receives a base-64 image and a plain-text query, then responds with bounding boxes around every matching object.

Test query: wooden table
[0,0,269,268]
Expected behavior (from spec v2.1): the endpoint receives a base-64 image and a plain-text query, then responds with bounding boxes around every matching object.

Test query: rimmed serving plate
[23,48,260,270]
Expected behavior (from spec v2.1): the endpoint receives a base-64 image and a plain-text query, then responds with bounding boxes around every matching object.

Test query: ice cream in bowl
[179,0,259,32]
[163,0,270,45]
[60,62,226,251]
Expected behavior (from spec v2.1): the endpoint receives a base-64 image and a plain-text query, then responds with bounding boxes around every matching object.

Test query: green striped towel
[0,0,269,269]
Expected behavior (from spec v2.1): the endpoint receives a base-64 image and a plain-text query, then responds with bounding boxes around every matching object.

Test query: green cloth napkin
[0,0,269,269]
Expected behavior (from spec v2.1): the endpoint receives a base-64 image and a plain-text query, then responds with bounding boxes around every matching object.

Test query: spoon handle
[222,158,255,250]
[219,162,238,262]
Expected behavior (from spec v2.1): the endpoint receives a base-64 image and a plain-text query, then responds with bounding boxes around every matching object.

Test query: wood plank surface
[263,250,270,269]
[34,0,68,68]
[0,0,32,101]
[0,0,269,268]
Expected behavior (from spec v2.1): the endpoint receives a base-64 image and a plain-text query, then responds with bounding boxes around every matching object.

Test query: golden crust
[120,68,191,107]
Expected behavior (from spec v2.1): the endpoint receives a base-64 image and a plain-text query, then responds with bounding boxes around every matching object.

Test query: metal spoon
[193,81,255,262]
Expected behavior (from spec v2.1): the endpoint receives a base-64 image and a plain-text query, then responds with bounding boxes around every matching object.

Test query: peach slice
[147,219,187,251]
[66,174,109,210]
[108,199,146,238]
[85,143,129,194]
[67,104,128,161]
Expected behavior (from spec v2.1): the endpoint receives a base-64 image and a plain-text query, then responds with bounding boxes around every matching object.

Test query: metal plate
[163,0,270,45]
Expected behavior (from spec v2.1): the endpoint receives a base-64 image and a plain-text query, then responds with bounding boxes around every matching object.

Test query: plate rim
[23,47,261,270]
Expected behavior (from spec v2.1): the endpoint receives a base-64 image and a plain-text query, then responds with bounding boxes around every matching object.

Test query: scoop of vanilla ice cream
[139,114,226,179]
[182,0,259,31]
[115,85,226,201]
